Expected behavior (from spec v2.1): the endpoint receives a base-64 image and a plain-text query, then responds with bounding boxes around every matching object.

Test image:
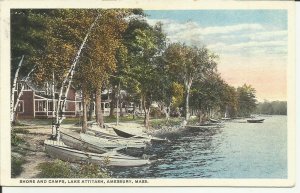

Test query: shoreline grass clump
[37,159,110,178]
[11,155,26,177]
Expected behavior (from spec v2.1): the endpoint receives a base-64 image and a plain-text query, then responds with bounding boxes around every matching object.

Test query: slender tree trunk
[198,110,202,123]
[88,94,94,121]
[109,87,115,117]
[185,86,191,121]
[145,107,151,129]
[82,90,88,133]
[116,83,121,125]
[133,103,136,120]
[124,103,128,116]
[95,88,104,127]
[139,97,142,112]
[142,95,151,128]
[11,55,24,124]
[120,102,124,117]
[163,103,170,121]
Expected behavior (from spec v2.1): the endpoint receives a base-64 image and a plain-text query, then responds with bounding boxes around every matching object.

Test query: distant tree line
[255,101,287,115]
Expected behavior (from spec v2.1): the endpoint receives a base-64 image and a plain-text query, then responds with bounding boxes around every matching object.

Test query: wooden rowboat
[209,118,221,123]
[247,119,264,123]
[80,132,147,149]
[44,140,151,167]
[112,128,168,143]
[60,131,108,154]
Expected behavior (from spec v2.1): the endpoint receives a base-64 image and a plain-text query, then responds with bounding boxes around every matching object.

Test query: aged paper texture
[0,0,296,187]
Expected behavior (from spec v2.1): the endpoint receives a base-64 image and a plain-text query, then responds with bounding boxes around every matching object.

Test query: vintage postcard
[0,0,296,187]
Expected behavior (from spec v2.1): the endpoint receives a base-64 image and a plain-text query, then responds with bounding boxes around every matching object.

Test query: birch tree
[73,9,132,130]
[164,43,218,121]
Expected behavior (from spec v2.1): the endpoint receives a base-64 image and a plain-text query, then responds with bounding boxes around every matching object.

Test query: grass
[11,129,25,146]
[104,115,144,123]
[11,156,26,177]
[150,117,183,129]
[13,127,30,134]
[15,116,194,129]
[11,128,29,177]
[37,159,110,178]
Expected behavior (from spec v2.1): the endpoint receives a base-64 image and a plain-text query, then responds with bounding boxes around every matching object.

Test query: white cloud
[146,17,288,58]
[201,23,264,35]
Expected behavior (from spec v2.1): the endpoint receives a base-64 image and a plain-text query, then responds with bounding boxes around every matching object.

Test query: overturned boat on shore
[44,140,151,167]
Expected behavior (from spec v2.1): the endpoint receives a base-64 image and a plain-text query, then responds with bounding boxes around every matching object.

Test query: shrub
[11,156,26,177]
[11,129,24,146]
[37,159,110,178]
[37,160,75,178]
[150,107,162,118]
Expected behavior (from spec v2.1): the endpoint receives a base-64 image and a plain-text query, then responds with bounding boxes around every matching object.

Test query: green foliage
[38,160,75,178]
[11,156,26,177]
[10,9,49,85]
[164,43,218,120]
[236,84,257,116]
[37,159,110,178]
[190,74,238,118]
[11,129,25,146]
[150,118,183,129]
[10,8,261,125]
[13,128,30,134]
[104,115,143,123]
[256,101,287,115]
[150,107,163,118]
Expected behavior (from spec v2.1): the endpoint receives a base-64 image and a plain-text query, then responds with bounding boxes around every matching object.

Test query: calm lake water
[110,116,287,178]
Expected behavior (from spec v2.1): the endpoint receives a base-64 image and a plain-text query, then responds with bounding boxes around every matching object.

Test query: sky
[145,10,288,102]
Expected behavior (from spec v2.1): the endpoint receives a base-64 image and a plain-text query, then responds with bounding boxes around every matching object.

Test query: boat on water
[44,140,151,167]
[185,124,223,129]
[247,119,265,123]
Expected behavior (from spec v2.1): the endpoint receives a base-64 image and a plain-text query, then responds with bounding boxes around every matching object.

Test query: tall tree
[236,84,257,117]
[164,43,218,121]
[124,20,167,127]
[11,10,49,124]
[73,9,130,129]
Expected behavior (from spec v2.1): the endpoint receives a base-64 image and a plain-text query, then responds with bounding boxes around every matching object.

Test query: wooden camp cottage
[14,81,112,119]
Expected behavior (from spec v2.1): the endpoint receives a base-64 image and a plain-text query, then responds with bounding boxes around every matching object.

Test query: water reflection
[110,116,287,178]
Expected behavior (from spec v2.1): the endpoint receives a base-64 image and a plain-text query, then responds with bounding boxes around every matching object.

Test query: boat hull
[247,119,264,123]
[60,131,108,154]
[44,140,151,167]
[80,133,147,149]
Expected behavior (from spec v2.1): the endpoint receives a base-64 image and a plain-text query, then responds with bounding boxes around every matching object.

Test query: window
[35,101,47,112]
[17,101,24,112]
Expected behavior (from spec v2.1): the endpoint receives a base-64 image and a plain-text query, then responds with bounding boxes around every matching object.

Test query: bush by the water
[150,118,183,129]
[38,159,110,178]
[11,156,26,177]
